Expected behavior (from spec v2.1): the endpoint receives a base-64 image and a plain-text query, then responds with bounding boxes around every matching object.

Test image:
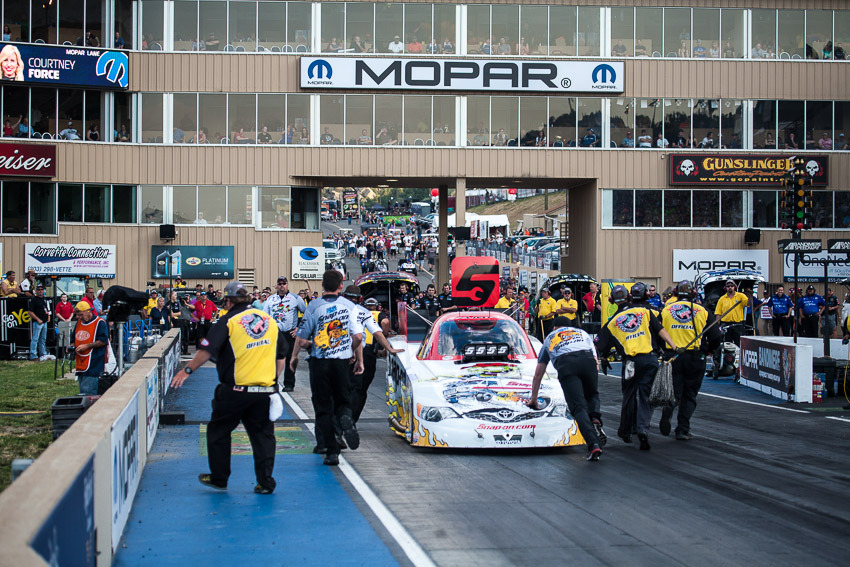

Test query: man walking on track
[263,276,308,392]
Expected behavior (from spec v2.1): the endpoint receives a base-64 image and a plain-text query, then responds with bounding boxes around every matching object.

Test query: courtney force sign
[25,243,116,278]
[300,57,624,93]
[0,42,128,89]
[0,143,55,177]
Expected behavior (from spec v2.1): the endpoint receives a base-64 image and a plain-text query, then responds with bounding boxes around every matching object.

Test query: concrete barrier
[0,328,181,567]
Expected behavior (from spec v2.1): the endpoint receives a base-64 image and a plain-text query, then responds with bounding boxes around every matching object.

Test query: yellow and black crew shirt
[715,292,748,323]
[661,300,709,351]
[200,302,280,387]
[595,305,662,358]
[537,296,558,320]
[556,297,578,320]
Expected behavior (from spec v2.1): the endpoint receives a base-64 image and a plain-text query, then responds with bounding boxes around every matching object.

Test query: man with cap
[528,316,606,461]
[822,288,840,339]
[659,281,722,440]
[714,280,749,346]
[144,289,159,317]
[193,290,217,347]
[767,286,794,336]
[27,284,53,361]
[70,301,109,395]
[388,35,404,54]
[172,281,281,494]
[797,284,825,338]
[263,276,309,392]
[580,127,598,147]
[554,286,579,325]
[19,270,37,297]
[535,287,558,341]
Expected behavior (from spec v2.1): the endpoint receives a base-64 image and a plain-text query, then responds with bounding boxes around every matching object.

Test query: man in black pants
[263,276,308,392]
[528,317,606,461]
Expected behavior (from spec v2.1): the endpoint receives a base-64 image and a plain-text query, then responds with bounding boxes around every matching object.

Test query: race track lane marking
[283,393,437,567]
[825,416,850,423]
[698,392,810,413]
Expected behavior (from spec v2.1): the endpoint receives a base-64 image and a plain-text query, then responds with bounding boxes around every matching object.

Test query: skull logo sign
[679,159,696,176]
[805,160,820,177]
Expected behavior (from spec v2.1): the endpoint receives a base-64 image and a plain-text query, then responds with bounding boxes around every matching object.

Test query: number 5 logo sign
[451,257,500,308]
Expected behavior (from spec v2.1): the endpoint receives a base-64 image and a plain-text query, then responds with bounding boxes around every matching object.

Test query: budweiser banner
[669,154,828,187]
[0,143,55,177]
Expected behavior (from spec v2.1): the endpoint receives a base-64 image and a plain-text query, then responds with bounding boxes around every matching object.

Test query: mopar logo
[742,349,758,369]
[307,59,332,80]
[300,248,319,261]
[592,64,616,84]
[678,260,759,272]
[95,51,129,88]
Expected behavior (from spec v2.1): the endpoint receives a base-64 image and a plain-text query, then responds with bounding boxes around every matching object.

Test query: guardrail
[0,328,181,567]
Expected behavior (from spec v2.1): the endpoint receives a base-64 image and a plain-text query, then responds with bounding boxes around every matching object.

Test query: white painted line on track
[698,392,810,413]
[826,416,850,423]
[283,393,437,567]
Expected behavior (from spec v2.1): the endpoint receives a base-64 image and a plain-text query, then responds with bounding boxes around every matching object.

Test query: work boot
[659,407,673,436]
[637,432,651,451]
[592,419,607,446]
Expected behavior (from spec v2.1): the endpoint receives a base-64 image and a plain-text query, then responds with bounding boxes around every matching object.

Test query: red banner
[0,142,56,178]
[451,256,500,308]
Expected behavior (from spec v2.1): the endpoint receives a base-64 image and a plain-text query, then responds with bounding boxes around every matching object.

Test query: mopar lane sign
[111,391,140,551]
[673,249,768,281]
[26,243,116,277]
[292,246,325,280]
[739,338,796,400]
[300,57,624,93]
[783,251,850,282]
[151,246,234,279]
[0,42,128,89]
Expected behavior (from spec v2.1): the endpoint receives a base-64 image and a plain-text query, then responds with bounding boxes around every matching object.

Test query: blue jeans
[30,321,47,359]
[78,374,99,395]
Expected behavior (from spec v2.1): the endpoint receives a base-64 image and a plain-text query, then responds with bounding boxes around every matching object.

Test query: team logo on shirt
[549,329,582,351]
[240,312,270,339]
[668,304,694,324]
[614,312,644,333]
[315,319,348,350]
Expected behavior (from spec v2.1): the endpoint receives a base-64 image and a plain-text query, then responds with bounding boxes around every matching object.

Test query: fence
[466,241,561,271]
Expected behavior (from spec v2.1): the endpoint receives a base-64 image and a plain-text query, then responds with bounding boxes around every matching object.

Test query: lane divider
[826,416,850,423]
[698,392,810,413]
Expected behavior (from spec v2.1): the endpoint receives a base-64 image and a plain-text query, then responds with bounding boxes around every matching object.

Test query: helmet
[610,285,629,304]
[223,281,249,299]
[630,282,648,301]
[676,280,695,299]
[364,297,380,309]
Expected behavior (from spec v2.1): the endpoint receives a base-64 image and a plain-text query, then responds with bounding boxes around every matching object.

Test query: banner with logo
[739,337,812,402]
[145,364,159,453]
[342,189,359,216]
[26,243,116,277]
[0,143,56,177]
[0,42,128,89]
[301,57,624,93]
[669,154,829,186]
[292,246,326,280]
[673,249,769,281]
[150,246,234,279]
[111,391,140,551]
[782,251,850,282]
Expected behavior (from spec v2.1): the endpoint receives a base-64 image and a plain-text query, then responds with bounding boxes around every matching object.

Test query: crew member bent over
[70,301,109,395]
[528,316,606,461]
[172,281,281,494]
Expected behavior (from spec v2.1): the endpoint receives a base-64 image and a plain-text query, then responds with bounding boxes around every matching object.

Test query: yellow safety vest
[365,310,381,346]
[556,298,578,320]
[226,308,279,386]
[603,307,655,357]
[715,292,748,323]
[661,300,708,351]
[537,297,558,320]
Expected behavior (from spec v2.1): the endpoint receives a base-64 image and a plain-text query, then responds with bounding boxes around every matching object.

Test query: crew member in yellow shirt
[555,286,579,323]
[494,286,517,309]
[535,287,558,341]
[714,279,749,346]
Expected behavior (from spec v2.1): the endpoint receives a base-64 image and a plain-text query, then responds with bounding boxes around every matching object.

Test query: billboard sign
[673,249,769,281]
[782,251,850,282]
[342,189,359,216]
[151,246,234,279]
[669,154,829,186]
[291,246,326,280]
[739,337,810,401]
[111,391,140,550]
[0,143,56,177]
[25,243,116,277]
[0,42,128,89]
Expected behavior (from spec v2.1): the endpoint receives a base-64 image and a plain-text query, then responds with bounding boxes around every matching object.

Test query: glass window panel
[3,0,28,42]
[812,192,833,228]
[492,5,518,56]
[835,192,850,228]
[114,92,132,142]
[492,97,518,146]
[345,95,373,145]
[753,100,777,149]
[721,191,743,227]
[115,0,134,49]
[693,191,719,227]
[258,1,285,47]
[259,186,290,229]
[434,4,456,55]
[807,10,833,59]
[577,7,600,57]
[405,3,431,54]
[549,7,576,56]
[32,0,58,44]
[612,190,634,227]
[141,93,164,143]
[375,2,402,54]
[836,12,850,60]
[173,93,197,143]
[664,99,692,148]
[635,7,662,57]
[636,98,661,148]
[287,94,310,143]
[577,98,601,148]
[466,96,489,146]
[610,98,635,148]
[346,2,373,53]
[664,7,691,57]
[721,9,745,59]
[694,99,719,148]
[86,0,103,46]
[807,101,833,150]
[288,2,312,52]
[403,95,432,146]
[292,187,319,230]
[228,93,256,143]
[174,1,198,51]
[29,182,55,234]
[58,89,82,140]
[611,7,634,57]
[142,0,165,50]
[227,186,253,224]
[320,95,344,144]
[199,1,226,51]
[635,190,662,227]
[84,185,110,223]
[173,186,196,224]
[720,100,743,149]
[31,89,56,139]
[692,9,719,58]
[432,96,454,146]
[375,95,401,146]
[752,9,776,59]
[197,93,226,144]
[4,86,29,138]
[58,184,82,222]
[777,10,804,59]
[229,0,257,50]
[60,0,85,46]
[549,97,576,147]
[197,186,225,224]
[85,91,102,142]
[664,190,691,227]
[521,97,547,147]
[112,185,136,223]
[322,2,344,53]
[752,191,776,228]
[2,181,27,233]
[778,100,804,149]
[836,102,850,149]
[467,5,490,55]
[258,94,285,143]
[141,186,164,224]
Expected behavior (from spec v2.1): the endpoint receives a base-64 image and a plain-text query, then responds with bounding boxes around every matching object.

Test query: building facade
[1,0,849,291]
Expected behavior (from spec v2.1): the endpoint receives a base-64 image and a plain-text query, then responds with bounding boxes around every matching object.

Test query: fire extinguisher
[812,375,824,403]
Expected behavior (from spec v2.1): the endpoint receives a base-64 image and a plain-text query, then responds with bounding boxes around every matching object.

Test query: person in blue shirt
[580,127,598,147]
[797,285,825,338]
[646,284,664,310]
[768,286,794,336]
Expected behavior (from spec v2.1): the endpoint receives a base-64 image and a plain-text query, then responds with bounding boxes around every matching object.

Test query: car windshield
[323,241,335,249]
[435,318,530,356]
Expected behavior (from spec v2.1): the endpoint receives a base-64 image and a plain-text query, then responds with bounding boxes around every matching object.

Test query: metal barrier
[466,242,560,271]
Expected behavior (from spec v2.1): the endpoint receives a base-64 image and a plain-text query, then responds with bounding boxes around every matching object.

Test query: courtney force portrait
[0,44,24,81]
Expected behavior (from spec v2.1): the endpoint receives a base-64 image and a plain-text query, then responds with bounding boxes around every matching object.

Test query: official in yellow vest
[172,281,281,494]
[555,287,579,321]
[536,288,558,340]
[714,279,749,346]
[659,281,723,440]
[494,286,517,309]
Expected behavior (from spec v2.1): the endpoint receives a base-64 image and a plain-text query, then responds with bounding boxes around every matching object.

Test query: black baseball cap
[277,276,288,284]
[807,285,816,291]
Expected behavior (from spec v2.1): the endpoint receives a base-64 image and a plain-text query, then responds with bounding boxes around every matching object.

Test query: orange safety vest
[74,318,105,373]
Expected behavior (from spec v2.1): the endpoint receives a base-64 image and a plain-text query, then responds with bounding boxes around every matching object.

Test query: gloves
[843,336,849,345]
[676,347,687,355]
[600,358,611,375]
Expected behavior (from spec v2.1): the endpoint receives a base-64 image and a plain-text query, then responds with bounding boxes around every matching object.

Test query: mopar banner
[669,154,829,187]
[0,42,128,89]
[111,391,140,551]
[301,57,624,93]
[158,335,180,401]
[292,246,326,280]
[738,337,811,401]
[151,246,234,279]
[782,251,850,282]
[0,142,56,177]
[673,249,769,281]
[30,456,96,567]
[342,189,359,216]
[26,243,116,278]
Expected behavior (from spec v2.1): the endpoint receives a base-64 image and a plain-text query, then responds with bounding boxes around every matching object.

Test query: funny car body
[385,310,584,449]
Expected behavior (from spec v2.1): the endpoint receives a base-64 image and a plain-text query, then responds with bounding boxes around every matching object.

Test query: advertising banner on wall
[150,246,234,279]
[0,143,56,177]
[111,391,140,551]
[739,337,812,402]
[301,57,625,93]
[669,154,829,186]
[291,246,326,280]
[342,189,359,216]
[673,249,769,281]
[0,42,128,89]
[145,364,159,453]
[782,251,850,282]
[25,243,116,277]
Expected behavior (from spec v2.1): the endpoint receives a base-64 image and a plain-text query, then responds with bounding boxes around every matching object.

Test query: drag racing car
[398,257,418,277]
[385,310,584,449]
[355,271,420,332]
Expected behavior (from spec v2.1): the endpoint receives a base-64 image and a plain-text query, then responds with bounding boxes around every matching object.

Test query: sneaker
[586,445,602,462]
[282,386,294,392]
[335,434,347,451]
[323,453,340,466]
[312,445,327,454]
[198,473,227,490]
[254,484,274,495]
[675,430,693,441]
[39,355,48,361]
[46,354,56,360]
[339,415,360,450]
[637,432,651,451]
[659,407,673,437]
[592,419,607,447]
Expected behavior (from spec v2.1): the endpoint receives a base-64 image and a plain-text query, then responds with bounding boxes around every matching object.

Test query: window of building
[199,0,226,52]
[173,93,197,143]
[198,93,226,143]
[375,95,402,146]
[173,0,198,51]
[752,9,776,59]
[610,98,634,148]
[114,92,132,142]
[812,192,833,228]
[835,192,850,228]
[346,94,373,146]
[432,96,454,145]
[228,93,257,143]
[84,185,111,223]
[141,186,165,224]
[346,2,373,54]
[287,2,312,52]
[836,12,850,60]
[520,97,546,147]
[548,6,576,56]
[32,0,58,44]
[663,190,691,227]
[433,4,455,54]
[577,98,602,147]
[806,101,833,150]
[291,187,319,230]
[375,2,402,55]
[142,93,164,143]
[115,0,134,49]
[720,100,743,149]
[321,2,344,53]
[2,181,30,233]
[258,94,285,142]
[635,190,662,227]
[610,190,634,227]
[257,1,286,49]
[692,9,719,59]
[636,98,662,148]
[751,191,776,228]
[59,0,85,46]
[173,186,196,224]
[836,101,850,148]
[112,185,137,223]
[721,9,746,59]
[664,7,690,58]
[320,95,344,145]
[32,89,57,139]
[492,5,518,56]
[806,10,833,60]
[404,95,432,146]
[287,94,310,143]
[664,99,691,148]
[549,97,576,146]
[778,100,804,149]
[721,191,743,227]
[635,7,662,57]
[577,7,600,57]
[141,0,165,50]
[693,191,719,227]
[467,5,490,55]
[58,184,83,222]
[777,10,804,59]
[611,7,634,57]
[228,186,253,224]
[198,185,226,224]
[29,183,56,234]
[753,100,777,149]
[259,186,291,229]
[229,0,257,51]
[405,3,432,54]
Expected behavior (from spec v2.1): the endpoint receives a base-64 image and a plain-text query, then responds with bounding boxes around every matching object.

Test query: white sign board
[292,246,326,280]
[26,243,116,278]
[301,57,625,93]
[111,391,140,551]
[782,251,850,282]
[145,364,159,453]
[673,249,769,281]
